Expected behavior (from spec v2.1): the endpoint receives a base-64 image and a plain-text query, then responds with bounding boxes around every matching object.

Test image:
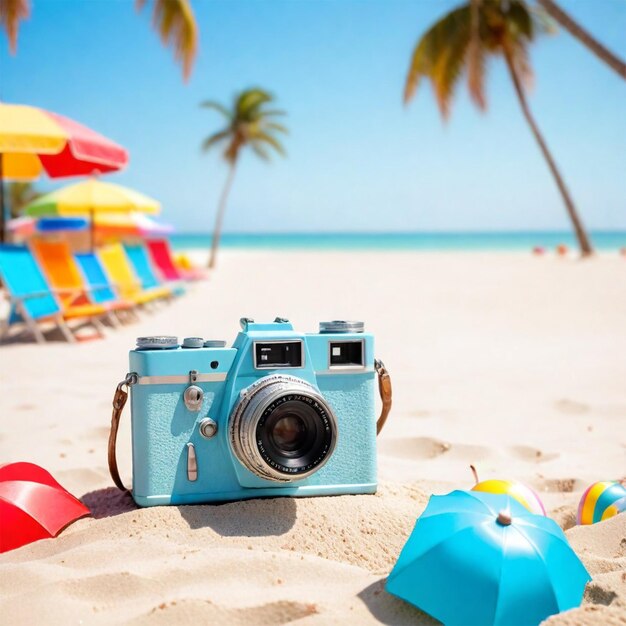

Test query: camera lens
[229,375,338,482]
[270,414,307,452]
[259,400,330,472]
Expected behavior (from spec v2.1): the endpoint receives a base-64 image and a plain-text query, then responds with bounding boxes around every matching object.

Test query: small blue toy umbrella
[386,490,590,626]
[37,217,88,231]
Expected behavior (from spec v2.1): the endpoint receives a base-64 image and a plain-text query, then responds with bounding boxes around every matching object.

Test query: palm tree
[135,0,198,81]
[200,88,287,269]
[8,181,40,217]
[405,0,593,257]
[0,0,198,80]
[537,0,626,80]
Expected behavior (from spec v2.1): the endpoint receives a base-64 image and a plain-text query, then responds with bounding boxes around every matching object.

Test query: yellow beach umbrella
[0,103,128,241]
[0,105,66,178]
[0,103,128,180]
[24,179,160,249]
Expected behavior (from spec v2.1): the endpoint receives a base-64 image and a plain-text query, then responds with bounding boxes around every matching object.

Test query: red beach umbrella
[37,111,128,178]
[0,104,128,179]
[0,103,129,241]
[0,462,90,553]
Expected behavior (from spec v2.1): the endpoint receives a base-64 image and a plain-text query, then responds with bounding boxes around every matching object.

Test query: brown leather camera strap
[108,374,136,492]
[108,362,392,491]
[375,359,392,435]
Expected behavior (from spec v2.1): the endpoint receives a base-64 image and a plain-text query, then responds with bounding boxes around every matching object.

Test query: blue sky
[1,0,625,233]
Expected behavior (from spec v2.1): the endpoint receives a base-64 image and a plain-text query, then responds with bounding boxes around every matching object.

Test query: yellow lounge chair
[31,239,135,327]
[97,243,171,305]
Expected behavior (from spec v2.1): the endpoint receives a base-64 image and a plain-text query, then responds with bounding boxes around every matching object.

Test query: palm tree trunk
[537,0,626,81]
[503,47,593,257]
[208,161,237,269]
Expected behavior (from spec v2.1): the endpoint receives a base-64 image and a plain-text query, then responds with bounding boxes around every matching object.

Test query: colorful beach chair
[31,239,134,327]
[97,243,171,305]
[74,251,137,323]
[147,238,207,282]
[124,243,185,296]
[0,244,106,343]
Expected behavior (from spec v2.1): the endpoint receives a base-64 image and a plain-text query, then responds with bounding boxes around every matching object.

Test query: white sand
[0,250,624,624]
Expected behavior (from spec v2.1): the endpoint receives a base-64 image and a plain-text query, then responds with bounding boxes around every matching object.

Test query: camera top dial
[136,336,179,350]
[203,340,227,348]
[319,320,364,334]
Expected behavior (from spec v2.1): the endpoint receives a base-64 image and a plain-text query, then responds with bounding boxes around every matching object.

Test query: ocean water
[169,231,626,252]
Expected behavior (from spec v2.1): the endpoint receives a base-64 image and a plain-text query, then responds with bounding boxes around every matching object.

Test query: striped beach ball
[472,480,547,516]
[577,481,626,525]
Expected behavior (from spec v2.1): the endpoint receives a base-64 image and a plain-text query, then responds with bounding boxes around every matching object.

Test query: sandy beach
[0,250,625,625]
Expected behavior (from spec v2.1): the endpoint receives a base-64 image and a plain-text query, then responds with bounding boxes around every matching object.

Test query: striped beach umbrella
[7,215,87,238]
[24,179,160,249]
[0,103,128,240]
[92,212,174,237]
[8,213,173,240]
[0,103,128,180]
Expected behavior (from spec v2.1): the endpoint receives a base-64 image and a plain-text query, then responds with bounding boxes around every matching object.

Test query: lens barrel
[229,375,338,482]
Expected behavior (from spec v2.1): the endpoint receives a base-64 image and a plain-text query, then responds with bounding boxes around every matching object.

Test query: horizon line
[171,229,626,236]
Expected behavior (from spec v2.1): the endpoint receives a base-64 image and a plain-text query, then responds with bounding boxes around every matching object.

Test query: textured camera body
[128,320,378,506]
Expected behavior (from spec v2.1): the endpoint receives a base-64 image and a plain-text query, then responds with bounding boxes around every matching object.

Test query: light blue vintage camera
[121,318,388,506]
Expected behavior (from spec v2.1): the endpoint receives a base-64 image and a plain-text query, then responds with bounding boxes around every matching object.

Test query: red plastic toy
[0,462,90,553]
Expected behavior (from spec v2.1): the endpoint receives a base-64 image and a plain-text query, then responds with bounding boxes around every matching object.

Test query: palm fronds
[200,101,233,120]
[467,0,487,110]
[201,130,231,153]
[8,181,40,217]
[0,0,29,53]
[200,88,288,165]
[136,0,198,81]
[404,0,547,118]
[253,130,286,157]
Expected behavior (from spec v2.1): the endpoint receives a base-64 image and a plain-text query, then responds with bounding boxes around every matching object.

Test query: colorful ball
[602,496,626,521]
[472,480,546,516]
[577,481,626,525]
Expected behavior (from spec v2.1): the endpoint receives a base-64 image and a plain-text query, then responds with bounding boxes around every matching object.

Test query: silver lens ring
[229,375,338,482]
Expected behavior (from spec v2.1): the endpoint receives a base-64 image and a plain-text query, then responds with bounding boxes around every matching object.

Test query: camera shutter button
[182,337,204,349]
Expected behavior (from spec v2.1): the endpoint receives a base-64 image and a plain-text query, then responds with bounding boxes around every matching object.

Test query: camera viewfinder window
[329,341,364,367]
[255,341,303,368]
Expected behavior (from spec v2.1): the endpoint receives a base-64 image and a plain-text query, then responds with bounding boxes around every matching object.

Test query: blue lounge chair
[74,251,138,322]
[0,245,106,343]
[124,243,184,297]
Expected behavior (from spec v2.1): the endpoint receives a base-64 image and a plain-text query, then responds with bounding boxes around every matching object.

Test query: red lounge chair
[147,239,207,281]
